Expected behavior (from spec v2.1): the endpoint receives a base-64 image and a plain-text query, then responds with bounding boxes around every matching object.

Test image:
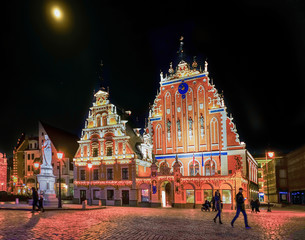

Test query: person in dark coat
[31,187,39,213]
[38,191,45,212]
[211,196,216,212]
[231,188,251,229]
[250,199,255,213]
[255,199,260,213]
[213,190,223,224]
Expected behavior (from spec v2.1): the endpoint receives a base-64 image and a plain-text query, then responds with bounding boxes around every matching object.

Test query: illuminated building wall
[0,153,7,192]
[146,52,258,208]
[73,89,153,206]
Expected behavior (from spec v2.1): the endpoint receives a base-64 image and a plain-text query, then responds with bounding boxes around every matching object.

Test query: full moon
[53,8,61,19]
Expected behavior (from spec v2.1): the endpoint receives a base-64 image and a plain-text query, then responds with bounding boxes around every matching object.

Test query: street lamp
[87,161,92,206]
[57,152,64,208]
[33,161,40,189]
[265,151,274,212]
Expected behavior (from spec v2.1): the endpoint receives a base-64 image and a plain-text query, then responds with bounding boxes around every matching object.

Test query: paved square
[0,207,304,239]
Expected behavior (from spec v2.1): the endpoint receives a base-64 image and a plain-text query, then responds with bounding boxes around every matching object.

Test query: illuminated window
[204,190,212,202]
[186,189,195,203]
[141,189,149,202]
[205,160,215,176]
[222,190,232,204]
[189,162,200,176]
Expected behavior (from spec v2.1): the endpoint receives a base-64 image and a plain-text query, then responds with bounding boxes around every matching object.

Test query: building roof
[40,121,79,160]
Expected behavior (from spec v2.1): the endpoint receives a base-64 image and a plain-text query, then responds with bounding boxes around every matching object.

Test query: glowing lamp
[267,152,274,158]
[57,152,64,160]
[87,161,93,169]
[33,162,40,169]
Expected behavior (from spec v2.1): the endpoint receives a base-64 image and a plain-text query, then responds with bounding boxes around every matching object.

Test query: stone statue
[200,114,204,128]
[188,117,193,130]
[42,135,52,167]
[177,119,181,132]
[167,119,171,133]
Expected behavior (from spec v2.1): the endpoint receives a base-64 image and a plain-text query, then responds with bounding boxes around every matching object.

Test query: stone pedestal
[37,165,58,207]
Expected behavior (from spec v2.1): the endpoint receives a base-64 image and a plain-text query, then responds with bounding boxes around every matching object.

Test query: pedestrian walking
[38,191,45,212]
[255,199,260,213]
[211,196,216,212]
[213,190,223,224]
[31,187,39,213]
[231,187,251,229]
[250,199,255,213]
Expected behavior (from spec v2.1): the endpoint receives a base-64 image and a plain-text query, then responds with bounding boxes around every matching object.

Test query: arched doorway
[160,181,172,207]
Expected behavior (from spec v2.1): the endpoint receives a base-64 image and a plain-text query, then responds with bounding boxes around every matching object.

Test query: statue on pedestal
[42,135,52,167]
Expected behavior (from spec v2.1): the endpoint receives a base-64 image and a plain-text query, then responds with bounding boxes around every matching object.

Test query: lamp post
[33,161,40,189]
[87,161,93,206]
[266,151,274,212]
[57,152,64,208]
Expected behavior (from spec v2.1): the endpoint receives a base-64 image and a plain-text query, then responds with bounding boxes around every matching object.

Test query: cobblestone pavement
[0,207,304,240]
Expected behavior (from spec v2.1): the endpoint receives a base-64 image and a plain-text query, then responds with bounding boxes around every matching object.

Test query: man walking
[31,187,39,213]
[231,187,251,229]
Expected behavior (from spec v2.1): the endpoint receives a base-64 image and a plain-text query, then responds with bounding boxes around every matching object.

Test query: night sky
[1,1,305,157]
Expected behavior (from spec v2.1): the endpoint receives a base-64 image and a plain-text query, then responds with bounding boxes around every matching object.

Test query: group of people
[202,197,224,212]
[209,188,251,229]
[31,187,45,213]
[250,199,260,213]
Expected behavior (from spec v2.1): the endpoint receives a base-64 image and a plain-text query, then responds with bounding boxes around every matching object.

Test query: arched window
[205,160,215,176]
[189,161,200,176]
[96,116,101,127]
[102,114,107,126]
[210,117,219,144]
[156,124,162,149]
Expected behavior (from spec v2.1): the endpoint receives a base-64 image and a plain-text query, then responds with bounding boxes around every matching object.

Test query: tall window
[102,115,107,126]
[156,124,162,149]
[93,169,99,180]
[210,117,219,144]
[106,147,112,156]
[91,142,99,157]
[80,170,86,181]
[205,160,215,176]
[96,116,101,127]
[107,168,113,180]
[189,162,200,176]
[122,168,128,180]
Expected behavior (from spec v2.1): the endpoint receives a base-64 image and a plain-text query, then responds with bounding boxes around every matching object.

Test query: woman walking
[213,190,223,224]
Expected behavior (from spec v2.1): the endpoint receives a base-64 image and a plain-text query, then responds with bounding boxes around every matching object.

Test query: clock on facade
[178,82,188,99]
